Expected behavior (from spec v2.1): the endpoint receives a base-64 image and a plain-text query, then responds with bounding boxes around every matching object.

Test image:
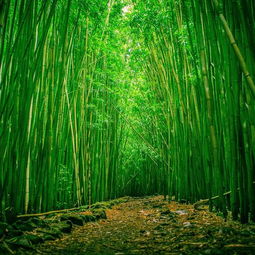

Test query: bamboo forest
[0,0,255,254]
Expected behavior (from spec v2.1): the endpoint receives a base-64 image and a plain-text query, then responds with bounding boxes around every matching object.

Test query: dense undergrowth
[0,0,255,224]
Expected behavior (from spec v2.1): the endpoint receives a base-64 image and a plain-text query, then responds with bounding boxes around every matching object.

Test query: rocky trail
[2,196,255,255]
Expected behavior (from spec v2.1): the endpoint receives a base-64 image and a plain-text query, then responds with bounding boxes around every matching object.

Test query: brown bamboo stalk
[194,181,255,210]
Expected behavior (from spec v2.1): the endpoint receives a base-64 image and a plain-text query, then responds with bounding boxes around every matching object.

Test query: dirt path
[18,196,255,255]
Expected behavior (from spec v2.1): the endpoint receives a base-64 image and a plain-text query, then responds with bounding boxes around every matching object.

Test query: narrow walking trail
[17,196,255,255]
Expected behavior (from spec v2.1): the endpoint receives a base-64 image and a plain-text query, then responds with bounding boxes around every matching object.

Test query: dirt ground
[16,196,255,255]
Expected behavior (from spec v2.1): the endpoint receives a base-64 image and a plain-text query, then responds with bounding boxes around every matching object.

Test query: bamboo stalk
[212,0,255,98]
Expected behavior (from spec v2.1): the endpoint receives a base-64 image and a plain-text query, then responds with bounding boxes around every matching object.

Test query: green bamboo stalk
[212,0,255,98]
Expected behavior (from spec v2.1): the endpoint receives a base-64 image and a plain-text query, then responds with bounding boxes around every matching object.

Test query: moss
[28,217,48,227]
[36,232,56,241]
[12,220,37,231]
[6,229,23,238]
[81,215,96,223]
[60,215,84,226]
[91,202,109,209]
[50,221,73,233]
[92,209,107,220]
[23,234,44,245]
[6,236,32,249]
[36,227,63,239]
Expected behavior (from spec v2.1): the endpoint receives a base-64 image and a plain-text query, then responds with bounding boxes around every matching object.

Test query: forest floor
[12,196,255,255]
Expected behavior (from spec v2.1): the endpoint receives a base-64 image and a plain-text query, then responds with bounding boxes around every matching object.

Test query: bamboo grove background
[0,0,128,214]
[0,0,254,223]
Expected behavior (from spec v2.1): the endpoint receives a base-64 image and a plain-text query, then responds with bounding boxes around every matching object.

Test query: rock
[35,232,56,241]
[174,210,188,215]
[110,197,128,206]
[91,202,109,209]
[81,215,96,222]
[60,215,84,226]
[89,197,129,211]
[109,200,118,206]
[44,219,59,224]
[47,228,63,238]
[117,197,130,203]
[37,228,62,238]
[92,209,107,220]
[183,222,192,228]
[50,221,72,233]
[40,233,56,241]
[12,220,37,231]
[160,209,171,215]
[23,234,44,244]
[79,205,89,210]
[29,217,48,227]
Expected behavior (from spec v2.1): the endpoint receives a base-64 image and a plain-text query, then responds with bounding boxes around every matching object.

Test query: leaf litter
[15,196,255,255]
